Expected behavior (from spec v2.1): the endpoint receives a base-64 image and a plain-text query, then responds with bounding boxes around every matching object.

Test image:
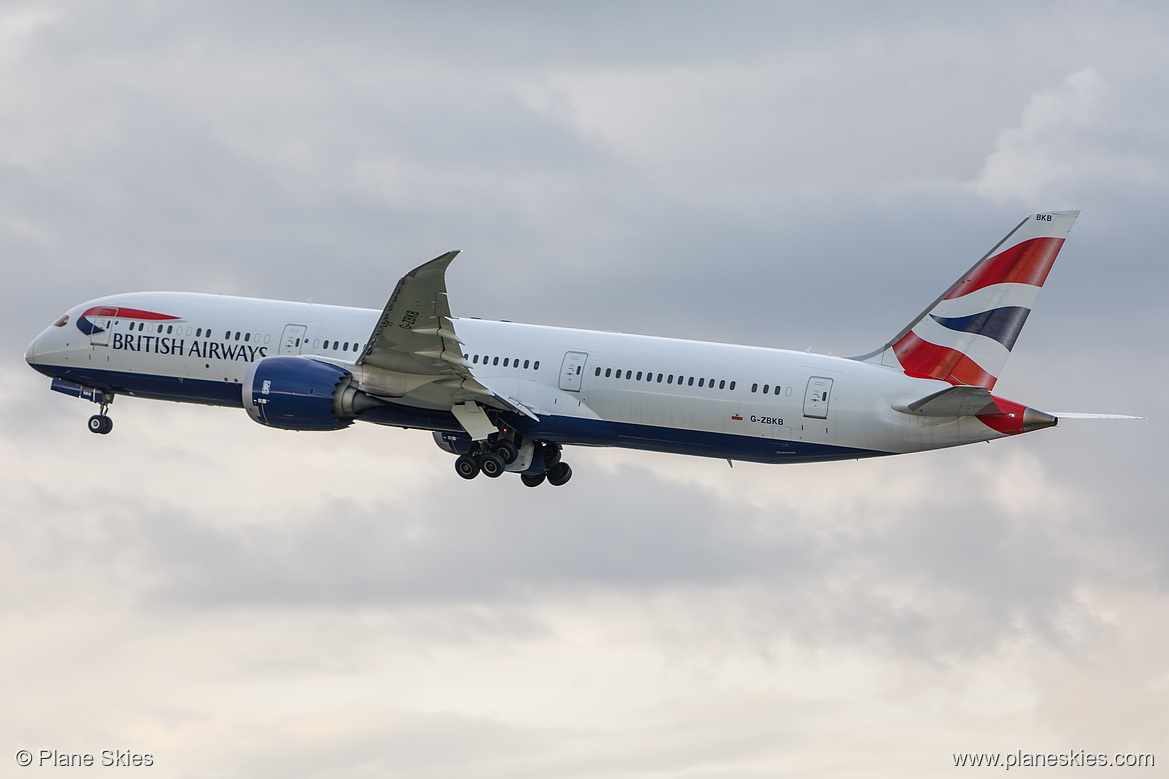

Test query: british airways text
[111,333,269,362]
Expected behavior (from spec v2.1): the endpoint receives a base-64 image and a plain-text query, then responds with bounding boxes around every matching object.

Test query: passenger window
[196,328,202,337]
[533,361,540,369]
[595,367,601,376]
[719,380,725,389]
[473,355,479,363]
[504,358,510,367]
[657,374,663,383]
[245,332,251,342]
[752,383,758,393]
[698,378,705,387]
[493,357,499,366]
[763,384,769,394]
[688,377,694,386]
[167,325,173,334]
[313,339,320,348]
[667,375,673,384]
[636,371,642,380]
[524,360,530,369]
[775,386,782,395]
[729,381,736,390]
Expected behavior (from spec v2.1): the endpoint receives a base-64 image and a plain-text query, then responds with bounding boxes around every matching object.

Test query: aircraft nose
[25,334,41,365]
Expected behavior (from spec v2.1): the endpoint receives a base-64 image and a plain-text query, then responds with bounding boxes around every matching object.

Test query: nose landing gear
[88,414,113,435]
[87,401,113,435]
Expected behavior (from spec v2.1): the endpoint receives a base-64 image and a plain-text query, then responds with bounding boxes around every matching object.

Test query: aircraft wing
[358,250,466,375]
[356,251,538,425]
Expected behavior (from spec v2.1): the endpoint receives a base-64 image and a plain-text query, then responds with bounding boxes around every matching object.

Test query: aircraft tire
[520,472,546,488]
[543,443,562,468]
[546,462,572,486]
[455,454,480,480]
[478,451,506,478]
[493,439,519,465]
[89,415,112,435]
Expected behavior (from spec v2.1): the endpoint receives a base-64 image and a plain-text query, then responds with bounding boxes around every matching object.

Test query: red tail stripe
[892,331,997,389]
[976,395,1028,435]
[942,236,1064,300]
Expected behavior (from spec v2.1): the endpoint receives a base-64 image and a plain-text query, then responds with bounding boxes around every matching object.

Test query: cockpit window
[53,314,69,327]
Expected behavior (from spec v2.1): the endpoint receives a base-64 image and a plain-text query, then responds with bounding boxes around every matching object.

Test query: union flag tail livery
[863,210,1079,389]
[28,209,1136,486]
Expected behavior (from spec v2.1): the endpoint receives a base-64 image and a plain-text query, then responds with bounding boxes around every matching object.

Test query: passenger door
[803,377,833,419]
[558,351,588,392]
[89,307,117,347]
[279,324,307,355]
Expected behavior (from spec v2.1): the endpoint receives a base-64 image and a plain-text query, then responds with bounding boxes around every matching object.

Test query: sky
[2,2,1166,777]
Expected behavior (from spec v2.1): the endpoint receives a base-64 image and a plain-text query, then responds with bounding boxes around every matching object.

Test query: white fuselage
[26,290,1021,464]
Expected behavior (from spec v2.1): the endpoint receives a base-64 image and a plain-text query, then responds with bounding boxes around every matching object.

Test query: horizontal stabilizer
[893,385,998,417]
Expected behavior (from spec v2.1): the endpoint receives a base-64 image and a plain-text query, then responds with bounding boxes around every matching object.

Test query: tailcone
[977,394,1057,436]
[1022,407,1058,432]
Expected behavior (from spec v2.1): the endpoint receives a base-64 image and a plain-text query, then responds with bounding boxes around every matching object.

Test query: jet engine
[244,356,381,431]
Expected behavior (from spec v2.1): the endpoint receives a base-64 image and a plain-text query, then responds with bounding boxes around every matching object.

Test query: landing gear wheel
[543,443,562,468]
[493,439,519,465]
[88,415,112,435]
[478,451,506,478]
[520,472,546,488]
[455,454,480,480]
[546,461,572,486]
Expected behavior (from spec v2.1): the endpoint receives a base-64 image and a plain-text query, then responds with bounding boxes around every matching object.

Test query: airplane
[26,210,1107,486]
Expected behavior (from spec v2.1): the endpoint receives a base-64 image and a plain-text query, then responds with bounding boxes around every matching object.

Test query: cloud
[974,67,1169,204]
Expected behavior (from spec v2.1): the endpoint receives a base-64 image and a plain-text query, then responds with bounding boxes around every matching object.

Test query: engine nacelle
[244,356,381,431]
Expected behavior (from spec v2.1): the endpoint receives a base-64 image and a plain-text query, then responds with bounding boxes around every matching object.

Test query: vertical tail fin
[859,210,1080,389]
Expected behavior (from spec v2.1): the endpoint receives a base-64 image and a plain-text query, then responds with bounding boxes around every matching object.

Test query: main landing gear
[87,401,113,435]
[454,439,572,486]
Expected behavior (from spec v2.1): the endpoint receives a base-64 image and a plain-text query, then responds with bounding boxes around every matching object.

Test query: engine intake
[244,356,381,431]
